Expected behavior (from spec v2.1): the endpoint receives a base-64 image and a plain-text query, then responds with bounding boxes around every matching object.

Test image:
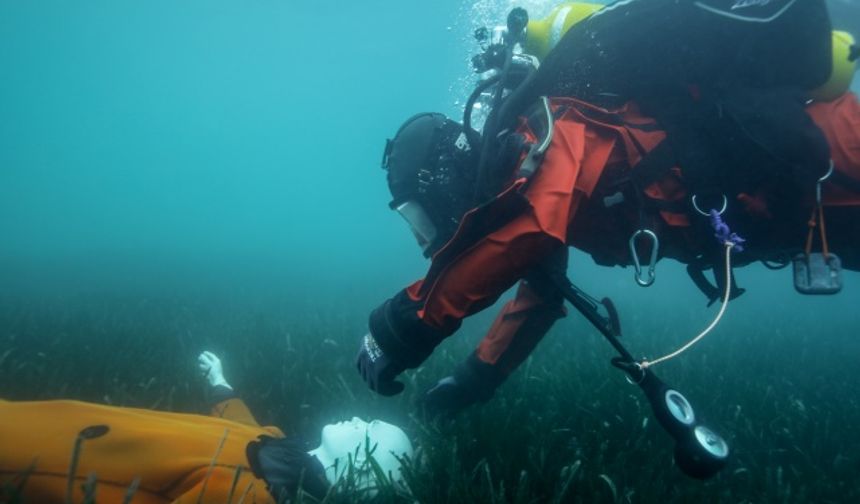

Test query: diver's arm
[363,103,599,387]
[366,211,563,375]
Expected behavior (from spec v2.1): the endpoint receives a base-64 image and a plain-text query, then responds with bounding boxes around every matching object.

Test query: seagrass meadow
[1,266,859,503]
[3,0,860,503]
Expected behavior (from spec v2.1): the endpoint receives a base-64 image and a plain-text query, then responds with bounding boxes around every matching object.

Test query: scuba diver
[359,0,850,410]
[0,351,414,503]
[355,0,858,479]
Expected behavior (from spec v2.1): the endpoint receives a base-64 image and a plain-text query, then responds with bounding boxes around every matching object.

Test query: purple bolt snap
[710,210,745,252]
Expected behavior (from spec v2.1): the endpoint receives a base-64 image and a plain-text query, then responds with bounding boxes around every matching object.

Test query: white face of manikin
[309,417,414,492]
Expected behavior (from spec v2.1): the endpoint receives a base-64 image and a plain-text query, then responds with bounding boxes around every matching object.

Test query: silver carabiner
[629,229,659,287]
[816,160,834,206]
[624,361,647,385]
[518,96,555,179]
[535,96,554,156]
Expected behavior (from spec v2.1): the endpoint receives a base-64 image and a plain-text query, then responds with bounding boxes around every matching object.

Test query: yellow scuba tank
[523,2,603,61]
[809,30,858,102]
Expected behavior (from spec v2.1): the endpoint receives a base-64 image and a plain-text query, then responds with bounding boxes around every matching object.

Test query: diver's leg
[420,248,568,417]
[475,248,568,374]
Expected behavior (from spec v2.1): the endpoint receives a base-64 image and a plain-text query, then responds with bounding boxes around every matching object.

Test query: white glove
[197,351,233,390]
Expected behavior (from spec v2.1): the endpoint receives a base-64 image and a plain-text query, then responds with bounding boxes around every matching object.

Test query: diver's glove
[419,353,506,418]
[356,333,406,396]
[197,351,233,390]
[419,376,471,418]
[357,293,447,396]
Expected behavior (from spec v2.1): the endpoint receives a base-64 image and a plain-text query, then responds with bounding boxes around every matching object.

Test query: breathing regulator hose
[463,74,501,148]
[472,7,529,204]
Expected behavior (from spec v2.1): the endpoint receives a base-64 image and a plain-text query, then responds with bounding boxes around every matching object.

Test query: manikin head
[308,417,414,494]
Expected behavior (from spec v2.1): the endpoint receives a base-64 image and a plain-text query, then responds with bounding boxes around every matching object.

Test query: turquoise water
[2,2,859,301]
[1,1,471,304]
[2,1,860,502]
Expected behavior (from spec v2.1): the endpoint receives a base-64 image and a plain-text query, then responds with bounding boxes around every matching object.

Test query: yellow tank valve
[523,2,603,61]
[810,30,858,102]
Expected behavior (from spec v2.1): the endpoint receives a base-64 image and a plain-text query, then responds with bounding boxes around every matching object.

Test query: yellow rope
[640,241,734,369]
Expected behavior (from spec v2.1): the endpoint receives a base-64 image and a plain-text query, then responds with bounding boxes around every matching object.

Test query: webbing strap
[804,205,831,259]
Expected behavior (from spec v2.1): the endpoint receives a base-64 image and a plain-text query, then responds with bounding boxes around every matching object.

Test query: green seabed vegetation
[0,290,857,503]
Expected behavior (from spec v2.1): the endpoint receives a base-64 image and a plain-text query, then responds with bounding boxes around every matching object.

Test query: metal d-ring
[691,194,728,217]
[629,229,659,287]
[624,361,647,385]
[612,357,647,385]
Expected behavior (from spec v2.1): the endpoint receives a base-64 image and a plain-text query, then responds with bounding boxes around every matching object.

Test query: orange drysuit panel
[0,398,283,503]
[409,98,658,335]
[476,278,566,372]
[406,93,860,372]
[806,92,860,206]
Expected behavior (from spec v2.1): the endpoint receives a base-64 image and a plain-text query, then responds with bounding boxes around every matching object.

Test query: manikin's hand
[197,351,233,390]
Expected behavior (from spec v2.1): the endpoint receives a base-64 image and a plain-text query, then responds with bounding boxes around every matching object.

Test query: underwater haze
[2,1,860,503]
[1,0,485,307]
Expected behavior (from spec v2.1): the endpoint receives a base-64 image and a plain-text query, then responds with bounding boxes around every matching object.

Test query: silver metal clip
[629,229,659,287]
[518,96,554,179]
[691,194,727,217]
[816,160,834,206]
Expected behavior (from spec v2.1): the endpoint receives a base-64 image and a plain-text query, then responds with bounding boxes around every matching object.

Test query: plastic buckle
[792,253,842,295]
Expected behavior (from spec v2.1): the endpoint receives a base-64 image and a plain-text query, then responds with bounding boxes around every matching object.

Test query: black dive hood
[383,113,448,209]
[382,113,479,255]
